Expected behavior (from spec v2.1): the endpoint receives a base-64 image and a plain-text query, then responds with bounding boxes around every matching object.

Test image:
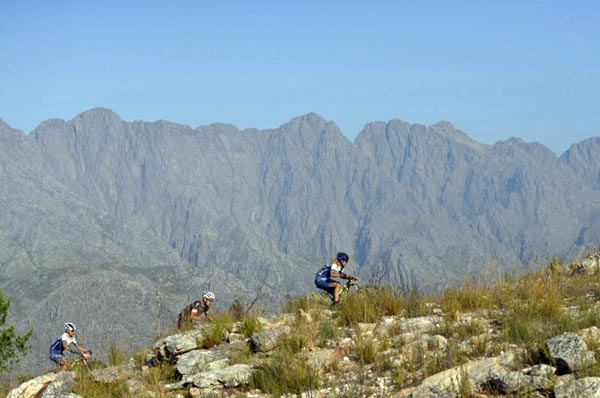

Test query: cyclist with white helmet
[315,252,354,306]
[49,322,91,371]
[177,291,216,329]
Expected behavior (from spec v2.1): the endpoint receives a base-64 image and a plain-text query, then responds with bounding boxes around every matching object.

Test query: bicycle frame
[69,351,93,372]
[318,278,360,303]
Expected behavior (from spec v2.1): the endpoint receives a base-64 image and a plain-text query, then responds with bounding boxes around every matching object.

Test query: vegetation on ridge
[6,253,600,397]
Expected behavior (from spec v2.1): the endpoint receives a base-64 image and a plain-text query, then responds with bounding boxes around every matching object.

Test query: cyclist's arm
[189,306,204,321]
[62,340,76,354]
[74,343,90,354]
[328,263,345,279]
[330,269,349,279]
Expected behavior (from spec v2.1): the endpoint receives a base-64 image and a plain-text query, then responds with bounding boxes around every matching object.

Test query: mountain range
[1,108,599,372]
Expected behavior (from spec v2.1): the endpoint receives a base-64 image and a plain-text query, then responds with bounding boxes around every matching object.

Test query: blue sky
[1,1,598,154]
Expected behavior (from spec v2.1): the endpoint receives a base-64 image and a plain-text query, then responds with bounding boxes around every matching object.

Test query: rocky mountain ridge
[1,108,600,374]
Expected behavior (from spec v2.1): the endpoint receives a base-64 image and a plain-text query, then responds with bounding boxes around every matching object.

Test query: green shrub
[229,343,252,365]
[239,315,263,338]
[73,370,128,398]
[500,314,546,346]
[426,342,469,379]
[141,363,180,395]
[352,332,378,365]
[317,319,338,347]
[451,366,471,398]
[250,348,318,397]
[200,313,233,349]
[338,285,403,326]
[283,295,322,313]
[279,323,313,354]
[435,316,486,339]
[107,342,127,366]
[440,279,492,313]
[402,288,428,318]
[132,348,148,367]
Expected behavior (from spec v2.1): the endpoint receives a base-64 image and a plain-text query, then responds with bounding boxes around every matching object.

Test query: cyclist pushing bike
[49,322,91,372]
[315,252,357,306]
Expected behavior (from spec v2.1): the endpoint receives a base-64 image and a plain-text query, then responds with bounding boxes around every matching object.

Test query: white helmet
[64,322,76,332]
[202,291,215,300]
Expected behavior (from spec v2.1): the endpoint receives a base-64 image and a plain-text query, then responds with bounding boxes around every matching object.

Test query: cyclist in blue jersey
[315,252,353,306]
[49,322,91,371]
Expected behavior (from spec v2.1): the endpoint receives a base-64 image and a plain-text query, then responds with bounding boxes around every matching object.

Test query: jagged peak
[33,108,124,134]
[432,120,452,128]
[0,118,22,133]
[564,136,600,152]
[493,136,546,151]
[429,121,485,149]
[356,118,484,151]
[196,122,241,134]
[496,136,526,146]
[73,107,124,124]
[273,113,348,144]
[149,119,193,130]
[430,120,455,130]
[357,120,407,139]
[491,137,558,160]
[290,112,328,124]
[360,119,411,132]
[281,112,330,130]
[360,119,456,134]
[0,118,25,140]
[561,136,600,162]
[35,118,68,131]
[0,118,11,130]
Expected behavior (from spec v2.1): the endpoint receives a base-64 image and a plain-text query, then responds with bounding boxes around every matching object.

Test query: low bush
[238,314,263,338]
[250,348,318,397]
[317,319,338,347]
[199,312,233,349]
[338,285,403,326]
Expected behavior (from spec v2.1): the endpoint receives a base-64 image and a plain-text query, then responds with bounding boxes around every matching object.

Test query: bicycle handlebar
[346,278,359,287]
[73,350,92,358]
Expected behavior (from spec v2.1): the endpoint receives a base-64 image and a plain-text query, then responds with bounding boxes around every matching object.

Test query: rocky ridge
[8,252,600,398]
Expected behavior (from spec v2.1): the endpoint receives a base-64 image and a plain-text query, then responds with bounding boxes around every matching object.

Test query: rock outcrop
[10,254,600,398]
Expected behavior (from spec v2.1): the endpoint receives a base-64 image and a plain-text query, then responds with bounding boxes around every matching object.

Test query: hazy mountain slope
[2,109,600,373]
[0,115,272,373]
[350,122,600,289]
[561,137,600,190]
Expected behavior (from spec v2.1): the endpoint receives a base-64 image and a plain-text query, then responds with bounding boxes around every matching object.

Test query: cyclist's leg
[330,281,341,303]
[50,352,68,372]
[316,278,339,303]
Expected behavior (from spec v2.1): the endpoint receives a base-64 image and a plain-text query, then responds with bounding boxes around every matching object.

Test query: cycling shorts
[49,351,65,363]
[315,277,337,294]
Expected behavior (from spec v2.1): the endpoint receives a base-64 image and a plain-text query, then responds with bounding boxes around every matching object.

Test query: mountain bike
[316,276,360,304]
